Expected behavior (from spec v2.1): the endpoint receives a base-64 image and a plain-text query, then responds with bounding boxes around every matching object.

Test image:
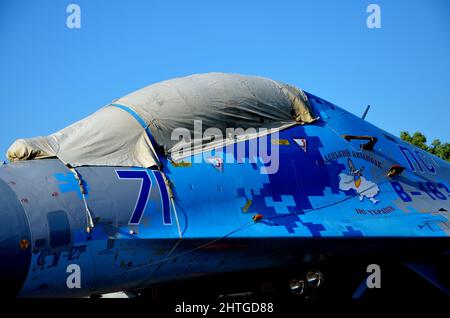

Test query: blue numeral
[116,170,172,225]
[154,171,172,225]
[438,183,450,195]
[116,170,152,224]
[391,181,412,202]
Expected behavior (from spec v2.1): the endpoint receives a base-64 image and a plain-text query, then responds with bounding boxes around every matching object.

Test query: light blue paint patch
[265,195,296,214]
[307,186,344,208]
[342,226,363,237]
[319,110,329,119]
[54,173,83,199]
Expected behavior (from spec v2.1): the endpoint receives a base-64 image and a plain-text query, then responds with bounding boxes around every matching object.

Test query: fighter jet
[1,73,449,299]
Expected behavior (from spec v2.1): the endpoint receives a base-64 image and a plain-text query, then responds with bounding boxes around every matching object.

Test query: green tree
[400,131,450,162]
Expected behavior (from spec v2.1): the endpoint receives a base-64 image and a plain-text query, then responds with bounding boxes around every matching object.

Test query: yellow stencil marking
[242,199,252,213]
[171,161,193,168]
[272,139,290,145]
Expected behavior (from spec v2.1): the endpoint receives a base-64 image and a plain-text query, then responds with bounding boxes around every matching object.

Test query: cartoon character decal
[339,159,380,204]
[348,158,364,188]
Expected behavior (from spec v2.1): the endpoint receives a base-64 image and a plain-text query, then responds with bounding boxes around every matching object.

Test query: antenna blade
[362,105,370,120]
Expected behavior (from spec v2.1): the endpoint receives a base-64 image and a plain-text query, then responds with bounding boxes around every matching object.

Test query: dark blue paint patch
[234,124,347,235]
[303,222,326,237]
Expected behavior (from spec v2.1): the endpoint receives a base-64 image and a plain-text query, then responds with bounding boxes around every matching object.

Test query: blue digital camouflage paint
[0,79,448,298]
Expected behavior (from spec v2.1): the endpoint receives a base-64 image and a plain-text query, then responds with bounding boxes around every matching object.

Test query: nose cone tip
[0,178,31,297]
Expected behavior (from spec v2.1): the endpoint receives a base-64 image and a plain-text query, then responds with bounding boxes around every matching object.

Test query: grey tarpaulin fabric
[7,73,317,167]
[7,106,160,167]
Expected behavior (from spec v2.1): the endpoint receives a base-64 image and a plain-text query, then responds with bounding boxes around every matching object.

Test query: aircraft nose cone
[0,178,31,297]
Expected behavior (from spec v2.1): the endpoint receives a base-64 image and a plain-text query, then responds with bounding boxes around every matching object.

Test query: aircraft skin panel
[0,92,448,297]
[162,95,449,238]
[0,178,31,296]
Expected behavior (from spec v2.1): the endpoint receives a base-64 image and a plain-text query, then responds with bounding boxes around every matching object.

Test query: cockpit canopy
[7,73,317,168]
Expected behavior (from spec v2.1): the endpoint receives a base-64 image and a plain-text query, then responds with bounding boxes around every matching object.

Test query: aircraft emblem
[294,138,308,153]
[207,157,224,172]
[339,158,380,204]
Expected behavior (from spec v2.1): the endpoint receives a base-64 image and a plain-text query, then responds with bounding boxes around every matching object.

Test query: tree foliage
[400,131,450,162]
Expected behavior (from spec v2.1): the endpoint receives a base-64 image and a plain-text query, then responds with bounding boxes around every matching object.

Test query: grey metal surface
[0,177,31,296]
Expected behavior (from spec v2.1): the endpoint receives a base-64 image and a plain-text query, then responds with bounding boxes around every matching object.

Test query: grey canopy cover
[7,73,316,168]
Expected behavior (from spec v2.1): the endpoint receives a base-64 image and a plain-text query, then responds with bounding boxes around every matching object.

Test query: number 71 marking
[115,170,172,225]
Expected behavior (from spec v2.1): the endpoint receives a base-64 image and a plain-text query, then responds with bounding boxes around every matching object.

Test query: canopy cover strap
[110,103,161,162]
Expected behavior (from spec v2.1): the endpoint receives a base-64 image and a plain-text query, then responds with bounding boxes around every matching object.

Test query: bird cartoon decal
[339,158,380,204]
[347,158,364,188]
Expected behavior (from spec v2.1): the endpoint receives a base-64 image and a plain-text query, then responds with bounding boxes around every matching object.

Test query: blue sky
[0,0,449,160]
